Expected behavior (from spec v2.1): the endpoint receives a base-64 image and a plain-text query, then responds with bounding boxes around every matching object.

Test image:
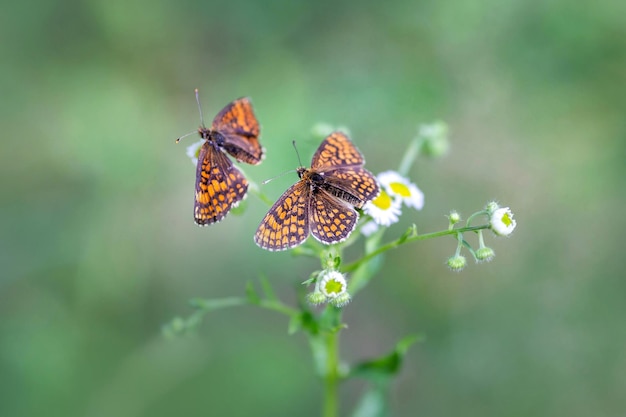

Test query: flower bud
[447,255,467,271]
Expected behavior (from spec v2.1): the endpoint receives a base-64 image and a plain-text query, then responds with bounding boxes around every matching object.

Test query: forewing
[194,142,248,225]
[311,131,364,170]
[322,167,380,209]
[309,189,359,245]
[254,181,310,251]
[221,130,264,165]
[212,97,263,165]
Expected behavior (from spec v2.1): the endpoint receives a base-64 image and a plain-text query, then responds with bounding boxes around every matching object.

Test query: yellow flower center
[323,279,343,295]
[501,212,512,227]
[390,182,411,197]
[372,190,392,210]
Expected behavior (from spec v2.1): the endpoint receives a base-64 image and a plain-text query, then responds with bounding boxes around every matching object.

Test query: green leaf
[349,334,422,379]
[397,224,418,244]
[259,275,278,301]
[245,281,260,304]
[287,314,302,335]
[299,311,319,335]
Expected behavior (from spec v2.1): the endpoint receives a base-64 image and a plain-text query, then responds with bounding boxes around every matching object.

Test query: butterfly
[255,132,379,251]
[177,91,264,225]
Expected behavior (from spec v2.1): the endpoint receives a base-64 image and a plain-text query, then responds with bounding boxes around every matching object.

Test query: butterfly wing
[320,167,380,209]
[311,131,364,170]
[194,142,248,225]
[254,181,310,251]
[309,188,359,245]
[212,97,264,165]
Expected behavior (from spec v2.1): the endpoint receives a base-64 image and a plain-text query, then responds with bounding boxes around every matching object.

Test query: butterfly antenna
[261,169,297,185]
[195,88,206,128]
[175,88,205,143]
[175,130,197,144]
[292,140,304,167]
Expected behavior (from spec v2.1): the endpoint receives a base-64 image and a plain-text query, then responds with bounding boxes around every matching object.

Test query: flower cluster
[446,202,517,271]
[362,171,424,235]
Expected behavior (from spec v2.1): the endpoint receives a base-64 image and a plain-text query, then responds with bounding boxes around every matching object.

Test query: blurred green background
[2,0,625,416]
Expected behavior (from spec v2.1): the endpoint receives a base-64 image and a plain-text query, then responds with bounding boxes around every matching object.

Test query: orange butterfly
[177,91,264,225]
[255,132,379,251]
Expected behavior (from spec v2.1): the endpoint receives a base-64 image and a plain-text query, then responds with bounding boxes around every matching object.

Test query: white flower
[377,171,424,210]
[363,189,402,227]
[319,271,348,299]
[186,139,204,165]
[489,207,517,236]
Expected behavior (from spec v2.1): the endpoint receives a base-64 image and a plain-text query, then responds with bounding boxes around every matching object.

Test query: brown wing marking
[194,142,248,225]
[309,189,358,245]
[254,181,310,251]
[311,131,365,170]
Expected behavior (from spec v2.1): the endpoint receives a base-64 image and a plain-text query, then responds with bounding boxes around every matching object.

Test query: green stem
[323,329,339,417]
[343,224,489,272]
[398,135,425,176]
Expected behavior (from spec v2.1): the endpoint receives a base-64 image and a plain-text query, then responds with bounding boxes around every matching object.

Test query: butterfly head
[299,168,325,186]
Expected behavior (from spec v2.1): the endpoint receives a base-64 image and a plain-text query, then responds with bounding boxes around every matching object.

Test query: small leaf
[299,311,319,335]
[259,276,278,301]
[397,224,418,244]
[349,334,422,379]
[288,314,302,335]
[302,270,321,286]
[246,281,260,304]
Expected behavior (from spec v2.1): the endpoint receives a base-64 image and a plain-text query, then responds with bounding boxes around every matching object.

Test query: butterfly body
[255,132,379,251]
[190,97,263,226]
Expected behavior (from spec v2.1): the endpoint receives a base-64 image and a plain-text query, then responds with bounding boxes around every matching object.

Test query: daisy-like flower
[377,171,424,210]
[186,139,204,165]
[319,271,349,299]
[363,189,402,227]
[489,207,517,236]
[307,270,352,308]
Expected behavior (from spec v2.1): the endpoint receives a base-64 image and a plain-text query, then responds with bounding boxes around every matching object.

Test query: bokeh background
[2,0,625,416]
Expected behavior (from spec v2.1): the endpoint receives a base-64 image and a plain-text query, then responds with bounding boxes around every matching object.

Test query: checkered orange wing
[212,97,264,165]
[309,190,359,244]
[320,167,380,209]
[311,131,365,169]
[254,181,310,251]
[194,142,248,225]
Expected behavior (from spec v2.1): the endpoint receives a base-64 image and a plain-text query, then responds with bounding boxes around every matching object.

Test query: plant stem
[323,329,339,417]
[343,224,489,272]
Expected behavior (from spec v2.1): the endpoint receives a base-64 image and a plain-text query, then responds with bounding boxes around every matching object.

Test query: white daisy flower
[377,171,424,210]
[363,189,402,227]
[186,139,204,165]
[319,270,348,299]
[489,207,517,236]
